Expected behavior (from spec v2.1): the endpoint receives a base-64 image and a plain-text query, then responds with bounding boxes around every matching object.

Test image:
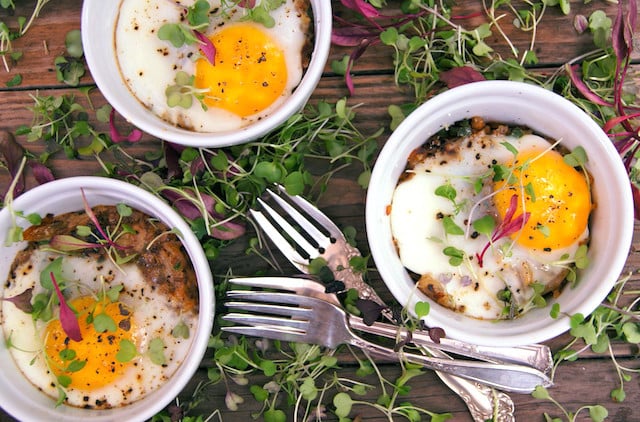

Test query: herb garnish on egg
[116,0,312,132]
[390,117,593,320]
[1,197,199,409]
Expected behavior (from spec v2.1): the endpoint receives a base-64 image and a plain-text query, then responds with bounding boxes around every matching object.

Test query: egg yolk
[493,148,592,251]
[195,23,287,118]
[45,296,136,391]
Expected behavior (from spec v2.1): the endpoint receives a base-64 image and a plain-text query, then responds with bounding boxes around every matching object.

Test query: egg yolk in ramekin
[195,23,287,118]
[493,148,592,251]
[44,296,136,391]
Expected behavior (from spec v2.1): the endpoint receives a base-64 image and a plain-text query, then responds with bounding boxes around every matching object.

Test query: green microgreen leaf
[105,285,124,302]
[472,215,495,237]
[66,359,87,373]
[6,73,21,87]
[149,337,166,365]
[333,392,354,418]
[563,146,588,167]
[93,312,117,333]
[501,141,519,157]
[116,339,137,363]
[171,321,190,339]
[442,216,464,236]
[40,256,64,290]
[59,348,76,361]
[414,301,430,318]
[435,184,456,202]
[442,246,464,266]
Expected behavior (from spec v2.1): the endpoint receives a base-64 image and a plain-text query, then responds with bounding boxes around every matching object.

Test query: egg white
[1,248,197,408]
[390,132,589,320]
[115,0,309,132]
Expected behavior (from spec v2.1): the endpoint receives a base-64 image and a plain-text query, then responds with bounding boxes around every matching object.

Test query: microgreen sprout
[475,194,530,268]
[165,71,211,110]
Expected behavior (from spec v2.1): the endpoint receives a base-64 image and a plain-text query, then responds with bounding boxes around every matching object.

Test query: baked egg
[390,117,592,320]
[115,0,312,132]
[1,204,199,409]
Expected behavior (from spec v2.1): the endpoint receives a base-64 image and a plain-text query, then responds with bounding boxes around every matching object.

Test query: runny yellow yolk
[195,23,287,118]
[493,148,592,251]
[45,296,136,391]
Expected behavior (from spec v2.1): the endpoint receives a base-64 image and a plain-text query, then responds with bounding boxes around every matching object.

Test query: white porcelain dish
[81,0,331,147]
[366,80,634,347]
[0,176,214,421]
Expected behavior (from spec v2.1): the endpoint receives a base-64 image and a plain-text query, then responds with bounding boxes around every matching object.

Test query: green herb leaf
[93,312,117,333]
[414,301,430,318]
[116,339,137,363]
[66,359,87,373]
[443,246,464,266]
[472,215,495,237]
[149,337,166,365]
[333,392,354,418]
[171,321,190,339]
[442,216,464,236]
[435,184,457,202]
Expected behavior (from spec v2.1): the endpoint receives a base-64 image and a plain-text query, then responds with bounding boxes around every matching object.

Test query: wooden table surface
[1,1,639,421]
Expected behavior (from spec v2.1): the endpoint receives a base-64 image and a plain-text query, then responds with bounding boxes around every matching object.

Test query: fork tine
[256,197,321,257]
[225,299,313,319]
[266,188,334,246]
[249,208,310,272]
[273,185,344,240]
[226,291,318,308]
[222,312,309,331]
[221,325,308,343]
[229,276,326,295]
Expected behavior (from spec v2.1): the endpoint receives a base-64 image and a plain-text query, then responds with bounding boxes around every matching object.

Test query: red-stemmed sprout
[332,0,425,95]
[476,194,530,268]
[49,189,131,253]
[568,0,639,218]
[49,272,82,342]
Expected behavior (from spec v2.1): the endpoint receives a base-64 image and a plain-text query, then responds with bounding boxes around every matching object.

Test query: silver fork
[228,276,552,371]
[249,186,526,420]
[251,186,528,422]
[222,291,552,394]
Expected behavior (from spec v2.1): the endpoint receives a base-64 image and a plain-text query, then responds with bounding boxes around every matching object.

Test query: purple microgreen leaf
[238,0,256,7]
[603,111,640,134]
[439,66,486,89]
[331,26,379,47]
[162,188,214,220]
[2,287,34,313]
[211,220,246,240]
[164,143,183,179]
[49,234,102,251]
[0,131,26,199]
[49,272,82,342]
[29,161,55,185]
[573,14,589,34]
[565,64,612,107]
[428,326,446,344]
[356,298,386,325]
[611,0,637,64]
[633,183,640,220]
[340,0,381,19]
[324,280,346,294]
[193,30,216,65]
[109,109,143,143]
